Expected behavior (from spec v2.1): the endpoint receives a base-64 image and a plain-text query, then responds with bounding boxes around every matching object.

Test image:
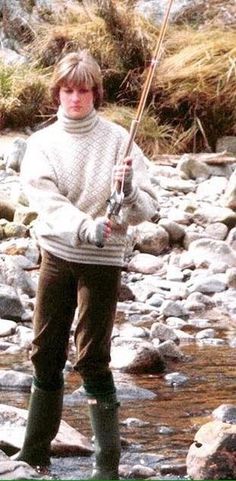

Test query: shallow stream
[0,308,236,479]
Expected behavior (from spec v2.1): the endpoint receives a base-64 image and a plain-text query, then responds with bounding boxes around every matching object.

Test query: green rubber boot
[13,383,63,467]
[88,395,121,480]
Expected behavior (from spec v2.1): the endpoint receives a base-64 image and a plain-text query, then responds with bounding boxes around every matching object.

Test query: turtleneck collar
[57,106,99,134]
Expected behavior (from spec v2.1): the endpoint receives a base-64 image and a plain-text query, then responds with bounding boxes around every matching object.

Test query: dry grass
[1,1,236,154]
[0,63,51,129]
[101,104,193,156]
[155,28,236,102]
[151,26,236,150]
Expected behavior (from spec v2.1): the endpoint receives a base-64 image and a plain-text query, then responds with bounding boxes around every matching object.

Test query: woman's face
[59,84,94,119]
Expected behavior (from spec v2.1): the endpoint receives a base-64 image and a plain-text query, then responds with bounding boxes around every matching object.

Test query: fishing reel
[106,189,124,219]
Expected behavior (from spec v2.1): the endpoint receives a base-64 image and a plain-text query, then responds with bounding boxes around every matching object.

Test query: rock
[160,299,188,318]
[204,222,228,241]
[159,177,196,193]
[0,319,17,337]
[0,403,93,457]
[226,226,236,250]
[226,268,236,288]
[186,420,236,480]
[189,238,236,269]
[193,205,236,228]
[150,322,179,344]
[124,464,156,479]
[13,207,37,226]
[176,154,211,180]
[121,417,150,427]
[135,0,195,25]
[164,372,189,386]
[15,325,33,350]
[187,273,227,294]
[0,370,32,390]
[2,0,35,44]
[4,138,27,173]
[118,283,135,301]
[212,404,236,424]
[0,255,37,297]
[133,221,169,255]
[157,340,184,359]
[0,47,28,66]
[216,136,236,155]
[222,168,236,210]
[196,176,227,201]
[128,252,164,274]
[0,457,40,480]
[110,340,166,374]
[158,218,185,243]
[64,381,157,405]
[0,238,40,264]
[0,285,24,320]
[195,328,216,339]
[0,199,16,221]
[3,222,28,239]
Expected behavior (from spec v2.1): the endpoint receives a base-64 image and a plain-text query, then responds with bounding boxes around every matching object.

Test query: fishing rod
[106,0,174,219]
[96,0,174,248]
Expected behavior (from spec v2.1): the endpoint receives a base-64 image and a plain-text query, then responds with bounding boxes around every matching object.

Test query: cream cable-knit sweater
[21,107,158,266]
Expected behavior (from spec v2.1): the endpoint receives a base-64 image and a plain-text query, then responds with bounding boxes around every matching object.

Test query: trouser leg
[73,264,121,479]
[15,250,77,466]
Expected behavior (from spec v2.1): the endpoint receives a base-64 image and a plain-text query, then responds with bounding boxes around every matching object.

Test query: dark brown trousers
[31,250,121,396]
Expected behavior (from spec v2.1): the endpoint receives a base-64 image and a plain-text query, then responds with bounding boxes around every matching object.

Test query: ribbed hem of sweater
[37,236,126,267]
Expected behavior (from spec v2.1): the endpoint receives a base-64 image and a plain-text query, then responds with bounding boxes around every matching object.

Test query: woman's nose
[71,89,82,101]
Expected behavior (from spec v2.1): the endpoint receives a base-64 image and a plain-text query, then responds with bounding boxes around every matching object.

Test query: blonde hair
[50,50,103,109]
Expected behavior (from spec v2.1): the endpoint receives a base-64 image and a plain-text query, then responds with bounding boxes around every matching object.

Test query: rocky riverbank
[0,133,236,479]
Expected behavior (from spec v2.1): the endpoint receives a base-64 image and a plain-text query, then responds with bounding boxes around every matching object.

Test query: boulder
[186,420,236,480]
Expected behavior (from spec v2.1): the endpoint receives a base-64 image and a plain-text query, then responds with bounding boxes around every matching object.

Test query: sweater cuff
[122,185,138,205]
[77,216,93,244]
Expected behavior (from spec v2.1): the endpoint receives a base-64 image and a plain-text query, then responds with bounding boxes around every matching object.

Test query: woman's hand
[113,157,133,196]
[85,216,112,246]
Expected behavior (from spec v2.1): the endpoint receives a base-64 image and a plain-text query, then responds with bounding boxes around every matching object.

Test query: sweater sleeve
[21,136,91,247]
[117,139,159,225]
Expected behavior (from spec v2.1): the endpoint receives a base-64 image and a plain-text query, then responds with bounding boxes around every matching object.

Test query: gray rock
[212,404,236,424]
[0,285,24,320]
[159,218,185,243]
[164,372,189,386]
[4,138,27,173]
[0,47,28,66]
[186,420,236,480]
[0,458,40,479]
[134,222,170,256]
[0,403,93,457]
[160,299,188,318]
[188,273,227,294]
[110,340,166,374]
[150,322,179,343]
[0,319,16,337]
[176,154,211,180]
[216,135,236,155]
[0,369,32,390]
[189,238,236,269]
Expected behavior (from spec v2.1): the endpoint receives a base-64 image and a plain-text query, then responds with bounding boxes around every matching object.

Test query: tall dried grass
[0,63,51,129]
[1,1,235,154]
[152,27,236,150]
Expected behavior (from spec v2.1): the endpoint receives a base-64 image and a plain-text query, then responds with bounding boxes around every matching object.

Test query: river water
[0,307,236,479]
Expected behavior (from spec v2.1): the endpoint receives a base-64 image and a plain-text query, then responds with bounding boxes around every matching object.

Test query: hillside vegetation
[1,0,236,156]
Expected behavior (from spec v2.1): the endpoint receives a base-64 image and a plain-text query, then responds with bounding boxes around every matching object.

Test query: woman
[15,50,158,479]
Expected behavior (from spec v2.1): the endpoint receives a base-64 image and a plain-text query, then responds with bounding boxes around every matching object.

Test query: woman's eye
[78,88,90,94]
[64,88,73,94]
